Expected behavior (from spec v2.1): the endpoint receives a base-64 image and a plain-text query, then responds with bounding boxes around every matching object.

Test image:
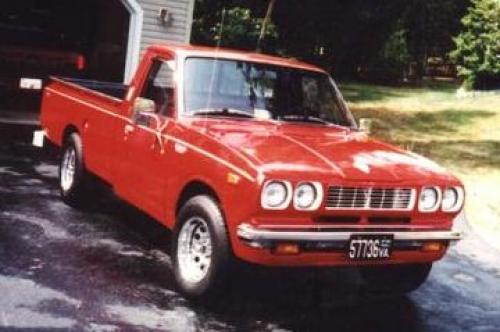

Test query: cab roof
[148,43,326,74]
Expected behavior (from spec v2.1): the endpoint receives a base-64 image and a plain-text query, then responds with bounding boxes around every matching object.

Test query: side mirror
[133,97,157,127]
[133,97,156,114]
[358,118,372,134]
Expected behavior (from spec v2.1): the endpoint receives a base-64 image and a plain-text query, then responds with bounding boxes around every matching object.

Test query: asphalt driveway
[1,125,499,332]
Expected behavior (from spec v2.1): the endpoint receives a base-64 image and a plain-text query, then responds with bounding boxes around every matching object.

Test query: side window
[140,58,175,117]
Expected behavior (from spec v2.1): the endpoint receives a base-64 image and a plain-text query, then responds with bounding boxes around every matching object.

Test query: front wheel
[171,195,232,300]
[360,263,432,295]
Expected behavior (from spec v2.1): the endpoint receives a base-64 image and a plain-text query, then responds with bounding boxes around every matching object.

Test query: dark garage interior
[0,0,130,124]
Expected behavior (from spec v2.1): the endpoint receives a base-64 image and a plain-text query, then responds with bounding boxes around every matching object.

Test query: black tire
[360,263,432,295]
[171,195,232,300]
[59,133,92,207]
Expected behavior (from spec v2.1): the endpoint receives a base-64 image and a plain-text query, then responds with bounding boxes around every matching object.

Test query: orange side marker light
[226,172,241,184]
[422,241,444,252]
[274,243,300,255]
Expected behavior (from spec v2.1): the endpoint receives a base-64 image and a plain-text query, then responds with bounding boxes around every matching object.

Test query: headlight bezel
[442,186,465,212]
[260,180,293,210]
[293,181,324,211]
[418,186,442,212]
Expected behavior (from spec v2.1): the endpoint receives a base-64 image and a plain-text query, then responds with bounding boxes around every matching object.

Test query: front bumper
[233,212,466,266]
[237,223,463,247]
[233,223,463,266]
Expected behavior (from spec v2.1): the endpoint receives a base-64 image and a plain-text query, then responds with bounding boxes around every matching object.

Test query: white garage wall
[139,0,195,52]
[123,0,195,83]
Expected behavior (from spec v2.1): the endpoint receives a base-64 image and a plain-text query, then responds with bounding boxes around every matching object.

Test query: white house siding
[137,0,195,55]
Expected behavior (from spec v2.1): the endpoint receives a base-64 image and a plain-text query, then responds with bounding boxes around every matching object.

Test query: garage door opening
[0,0,131,124]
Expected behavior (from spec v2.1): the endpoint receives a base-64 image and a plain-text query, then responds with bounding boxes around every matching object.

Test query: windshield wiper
[190,108,255,118]
[279,114,332,126]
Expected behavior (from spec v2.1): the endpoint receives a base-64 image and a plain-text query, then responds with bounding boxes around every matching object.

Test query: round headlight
[442,188,458,211]
[442,187,464,212]
[294,183,316,209]
[419,187,440,212]
[261,181,290,209]
[293,182,323,210]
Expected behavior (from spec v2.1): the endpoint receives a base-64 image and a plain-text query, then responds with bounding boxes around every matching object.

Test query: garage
[0,0,195,125]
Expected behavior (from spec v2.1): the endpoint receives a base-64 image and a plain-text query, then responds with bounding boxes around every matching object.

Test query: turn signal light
[274,243,300,255]
[422,241,445,252]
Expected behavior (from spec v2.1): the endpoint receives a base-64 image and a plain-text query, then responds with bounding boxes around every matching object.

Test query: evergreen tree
[450,0,500,89]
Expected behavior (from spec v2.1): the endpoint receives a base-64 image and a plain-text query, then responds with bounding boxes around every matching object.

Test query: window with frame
[140,58,176,117]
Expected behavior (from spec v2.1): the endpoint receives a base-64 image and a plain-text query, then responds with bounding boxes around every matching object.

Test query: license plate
[20,78,42,90]
[347,234,393,260]
[32,130,45,148]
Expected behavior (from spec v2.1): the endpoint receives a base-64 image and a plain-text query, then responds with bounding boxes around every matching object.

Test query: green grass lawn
[340,81,500,249]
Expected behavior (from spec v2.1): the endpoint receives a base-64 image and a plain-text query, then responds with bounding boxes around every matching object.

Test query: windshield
[183,57,356,127]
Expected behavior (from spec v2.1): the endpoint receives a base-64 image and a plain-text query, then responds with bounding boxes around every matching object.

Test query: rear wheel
[172,195,232,300]
[59,133,92,207]
[360,263,432,295]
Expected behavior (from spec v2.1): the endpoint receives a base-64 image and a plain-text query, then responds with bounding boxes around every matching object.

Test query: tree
[191,3,278,52]
[359,27,411,84]
[404,0,470,80]
[450,0,500,90]
[190,1,470,83]
[272,0,409,78]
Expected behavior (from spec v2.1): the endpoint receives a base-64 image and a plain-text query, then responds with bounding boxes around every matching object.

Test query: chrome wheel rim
[177,217,212,284]
[61,147,76,191]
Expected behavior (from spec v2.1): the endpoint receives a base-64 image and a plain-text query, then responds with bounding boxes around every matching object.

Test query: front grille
[326,186,415,210]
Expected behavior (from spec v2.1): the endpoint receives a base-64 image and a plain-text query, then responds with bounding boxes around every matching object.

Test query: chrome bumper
[237,223,463,245]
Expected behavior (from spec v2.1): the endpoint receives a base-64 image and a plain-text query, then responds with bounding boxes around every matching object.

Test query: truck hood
[185,119,453,183]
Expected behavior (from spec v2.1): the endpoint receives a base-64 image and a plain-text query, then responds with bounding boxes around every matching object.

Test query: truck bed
[40,75,130,184]
[0,76,128,125]
[40,76,129,148]
[52,77,128,100]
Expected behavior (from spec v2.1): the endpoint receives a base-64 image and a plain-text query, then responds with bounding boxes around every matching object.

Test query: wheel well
[176,181,220,216]
[62,125,79,144]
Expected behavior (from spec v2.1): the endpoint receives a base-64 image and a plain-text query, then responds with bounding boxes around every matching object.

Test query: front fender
[163,164,260,231]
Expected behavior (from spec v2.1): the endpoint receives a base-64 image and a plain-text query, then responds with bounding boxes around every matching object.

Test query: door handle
[124,124,135,135]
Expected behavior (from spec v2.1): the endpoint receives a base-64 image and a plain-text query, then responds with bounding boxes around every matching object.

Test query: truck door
[115,57,176,221]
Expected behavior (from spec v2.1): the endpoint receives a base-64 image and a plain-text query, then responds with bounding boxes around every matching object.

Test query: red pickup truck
[37,43,465,299]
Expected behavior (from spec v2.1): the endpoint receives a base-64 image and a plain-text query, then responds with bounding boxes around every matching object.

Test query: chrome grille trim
[325,186,416,211]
